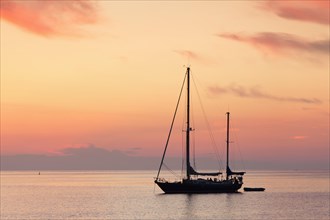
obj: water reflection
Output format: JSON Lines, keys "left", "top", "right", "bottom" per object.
{"left": 183, "top": 194, "right": 196, "bottom": 219}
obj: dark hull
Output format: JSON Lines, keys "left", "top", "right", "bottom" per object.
{"left": 155, "top": 180, "right": 242, "bottom": 194}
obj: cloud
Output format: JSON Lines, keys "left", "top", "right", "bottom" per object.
{"left": 60, "top": 145, "right": 114, "bottom": 157}
{"left": 291, "top": 135, "right": 308, "bottom": 140}
{"left": 125, "top": 147, "right": 143, "bottom": 155}
{"left": 173, "top": 49, "right": 214, "bottom": 64}
{"left": 1, "top": 146, "right": 328, "bottom": 170}
{"left": 0, "top": 0, "right": 100, "bottom": 37}
{"left": 174, "top": 50, "right": 201, "bottom": 60}
{"left": 218, "top": 32, "right": 329, "bottom": 57}
{"left": 209, "top": 84, "right": 322, "bottom": 104}
{"left": 261, "top": 0, "right": 329, "bottom": 25}
{"left": 1, "top": 146, "right": 159, "bottom": 170}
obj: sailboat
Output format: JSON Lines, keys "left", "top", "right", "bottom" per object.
{"left": 154, "top": 67, "right": 245, "bottom": 193}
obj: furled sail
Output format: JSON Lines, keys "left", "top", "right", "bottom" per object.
{"left": 189, "top": 166, "right": 222, "bottom": 176}
{"left": 226, "top": 166, "right": 245, "bottom": 176}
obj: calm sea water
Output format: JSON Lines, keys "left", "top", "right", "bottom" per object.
{"left": 1, "top": 170, "right": 329, "bottom": 219}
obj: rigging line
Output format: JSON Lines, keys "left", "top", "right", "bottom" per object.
{"left": 191, "top": 73, "right": 224, "bottom": 169}
{"left": 193, "top": 126, "right": 196, "bottom": 169}
{"left": 193, "top": 74, "right": 220, "bottom": 157}
{"left": 181, "top": 126, "right": 184, "bottom": 179}
{"left": 181, "top": 79, "right": 187, "bottom": 179}
{"left": 231, "top": 117, "right": 247, "bottom": 171}
{"left": 163, "top": 163, "right": 181, "bottom": 179}
{"left": 192, "top": 71, "right": 226, "bottom": 157}
{"left": 190, "top": 83, "right": 196, "bottom": 169}
{"left": 191, "top": 72, "right": 224, "bottom": 159}
{"left": 229, "top": 120, "right": 237, "bottom": 169}
{"left": 156, "top": 71, "right": 187, "bottom": 180}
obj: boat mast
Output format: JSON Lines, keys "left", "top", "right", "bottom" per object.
{"left": 186, "top": 67, "right": 191, "bottom": 180}
{"left": 226, "top": 112, "right": 230, "bottom": 180}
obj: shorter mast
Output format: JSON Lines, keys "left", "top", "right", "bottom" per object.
{"left": 226, "top": 112, "right": 230, "bottom": 180}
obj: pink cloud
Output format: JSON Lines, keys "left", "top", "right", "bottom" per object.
{"left": 0, "top": 0, "right": 100, "bottom": 37}
{"left": 261, "top": 0, "right": 329, "bottom": 25}
{"left": 173, "top": 49, "right": 215, "bottom": 65}
{"left": 218, "top": 32, "right": 329, "bottom": 56}
{"left": 174, "top": 50, "right": 201, "bottom": 61}
{"left": 209, "top": 84, "right": 322, "bottom": 104}
{"left": 291, "top": 136, "right": 308, "bottom": 140}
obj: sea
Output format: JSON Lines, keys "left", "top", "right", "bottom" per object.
{"left": 0, "top": 170, "right": 329, "bottom": 220}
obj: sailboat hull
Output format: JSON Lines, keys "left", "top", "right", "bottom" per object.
{"left": 155, "top": 179, "right": 242, "bottom": 194}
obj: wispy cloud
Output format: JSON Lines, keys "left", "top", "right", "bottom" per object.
{"left": 125, "top": 147, "right": 143, "bottom": 155}
{"left": 218, "top": 32, "right": 329, "bottom": 57}
{"left": 291, "top": 135, "right": 308, "bottom": 140}
{"left": 61, "top": 145, "right": 111, "bottom": 157}
{"left": 209, "top": 84, "right": 322, "bottom": 104}
{"left": 174, "top": 50, "right": 200, "bottom": 60}
{"left": 261, "top": 0, "right": 329, "bottom": 25}
{"left": 173, "top": 49, "right": 214, "bottom": 64}
{"left": 0, "top": 0, "right": 100, "bottom": 37}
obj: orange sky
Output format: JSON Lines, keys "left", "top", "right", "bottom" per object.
{"left": 0, "top": 1, "right": 329, "bottom": 165}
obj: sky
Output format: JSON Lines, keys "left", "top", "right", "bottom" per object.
{"left": 0, "top": 0, "right": 329, "bottom": 169}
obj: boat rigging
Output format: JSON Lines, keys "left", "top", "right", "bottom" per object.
{"left": 154, "top": 67, "right": 245, "bottom": 193}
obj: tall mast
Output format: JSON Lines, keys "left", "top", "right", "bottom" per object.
{"left": 186, "top": 67, "right": 191, "bottom": 180}
{"left": 226, "top": 112, "right": 230, "bottom": 180}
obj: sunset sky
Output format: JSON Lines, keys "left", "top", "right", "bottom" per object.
{"left": 1, "top": 1, "right": 329, "bottom": 168}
